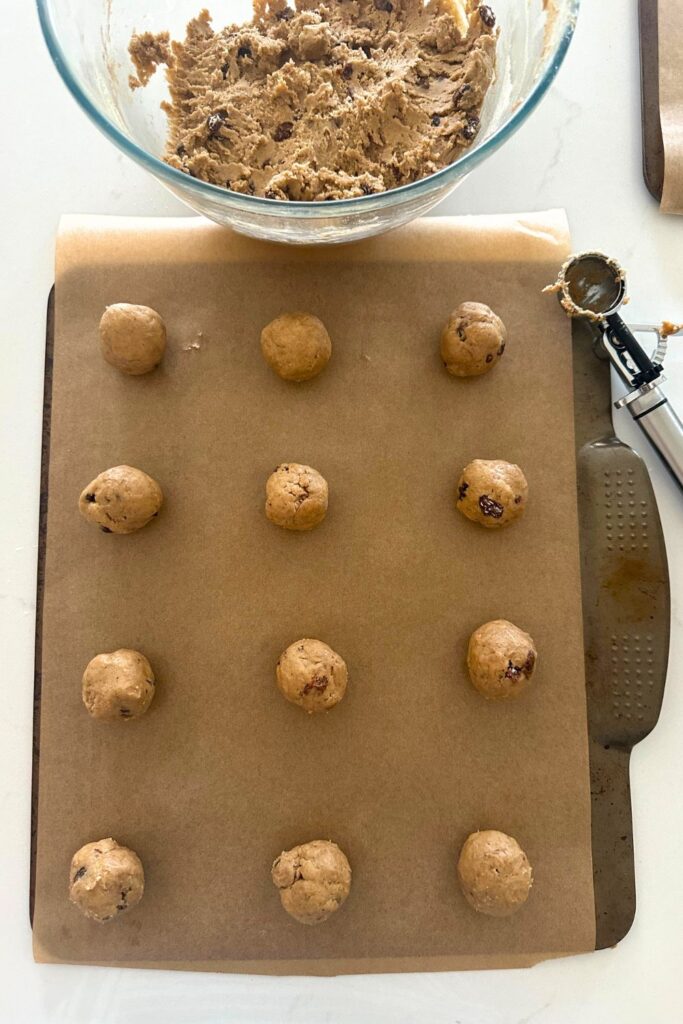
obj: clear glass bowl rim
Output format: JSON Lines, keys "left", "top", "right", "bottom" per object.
{"left": 37, "top": 0, "right": 581, "bottom": 217}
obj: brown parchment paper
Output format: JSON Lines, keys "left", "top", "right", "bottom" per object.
{"left": 33, "top": 211, "right": 595, "bottom": 975}
{"left": 660, "top": 0, "right": 683, "bottom": 213}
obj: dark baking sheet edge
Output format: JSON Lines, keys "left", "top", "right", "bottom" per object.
{"left": 30, "top": 286, "right": 54, "bottom": 926}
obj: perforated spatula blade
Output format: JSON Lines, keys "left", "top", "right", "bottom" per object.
{"left": 573, "top": 320, "right": 669, "bottom": 948}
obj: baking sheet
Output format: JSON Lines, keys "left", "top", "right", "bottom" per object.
{"left": 33, "top": 211, "right": 595, "bottom": 973}
{"left": 659, "top": 0, "right": 683, "bottom": 213}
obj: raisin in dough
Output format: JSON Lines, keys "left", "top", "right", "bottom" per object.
{"left": 457, "top": 830, "right": 533, "bottom": 917}
{"left": 79, "top": 465, "right": 163, "bottom": 534}
{"left": 456, "top": 459, "right": 527, "bottom": 528}
{"left": 265, "top": 463, "right": 328, "bottom": 531}
{"left": 276, "top": 638, "right": 348, "bottom": 713}
{"left": 271, "top": 839, "right": 351, "bottom": 924}
{"left": 99, "top": 303, "right": 167, "bottom": 375}
{"left": 441, "top": 302, "right": 506, "bottom": 377}
{"left": 467, "top": 619, "right": 537, "bottom": 701}
{"left": 82, "top": 649, "right": 156, "bottom": 720}
{"left": 69, "top": 838, "right": 144, "bottom": 922}
{"left": 261, "top": 312, "right": 332, "bottom": 382}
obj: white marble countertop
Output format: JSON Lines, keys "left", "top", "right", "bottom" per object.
{"left": 1, "top": 1, "right": 682, "bottom": 1021}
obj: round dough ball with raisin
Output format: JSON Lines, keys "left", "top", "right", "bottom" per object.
{"left": 261, "top": 312, "right": 332, "bottom": 382}
{"left": 265, "top": 463, "right": 328, "bottom": 531}
{"left": 467, "top": 619, "right": 537, "bottom": 700}
{"left": 441, "top": 302, "right": 506, "bottom": 377}
{"left": 82, "top": 648, "right": 155, "bottom": 721}
{"left": 276, "top": 638, "right": 348, "bottom": 713}
{"left": 69, "top": 838, "right": 144, "bottom": 922}
{"left": 99, "top": 303, "right": 167, "bottom": 375}
{"left": 457, "top": 830, "right": 533, "bottom": 917}
{"left": 456, "top": 459, "right": 528, "bottom": 528}
{"left": 271, "top": 839, "right": 351, "bottom": 924}
{"left": 79, "top": 465, "right": 163, "bottom": 534}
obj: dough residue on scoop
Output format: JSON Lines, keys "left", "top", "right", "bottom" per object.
{"left": 129, "top": 0, "right": 497, "bottom": 200}
{"left": 660, "top": 320, "right": 683, "bottom": 338}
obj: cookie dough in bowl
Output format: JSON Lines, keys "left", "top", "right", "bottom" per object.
{"left": 441, "top": 301, "right": 506, "bottom": 377}
{"left": 456, "top": 459, "right": 527, "bottom": 528}
{"left": 271, "top": 839, "right": 352, "bottom": 924}
{"left": 99, "top": 303, "right": 167, "bottom": 375}
{"left": 79, "top": 465, "right": 163, "bottom": 534}
{"left": 82, "top": 649, "right": 156, "bottom": 720}
{"left": 130, "top": 0, "right": 498, "bottom": 201}
{"left": 457, "top": 829, "right": 532, "bottom": 917}
{"left": 265, "top": 463, "right": 328, "bottom": 530}
{"left": 261, "top": 312, "right": 332, "bottom": 381}
{"left": 276, "top": 638, "right": 348, "bottom": 712}
{"left": 69, "top": 838, "right": 144, "bottom": 922}
{"left": 467, "top": 619, "right": 537, "bottom": 700}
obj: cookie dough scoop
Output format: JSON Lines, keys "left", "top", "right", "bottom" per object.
{"left": 456, "top": 459, "right": 528, "bottom": 528}
{"left": 82, "top": 648, "right": 155, "bottom": 720}
{"left": 79, "top": 465, "right": 163, "bottom": 534}
{"left": 441, "top": 302, "right": 507, "bottom": 377}
{"left": 276, "top": 638, "right": 348, "bottom": 713}
{"left": 271, "top": 839, "right": 351, "bottom": 924}
{"left": 69, "top": 837, "right": 144, "bottom": 922}
{"left": 467, "top": 620, "right": 537, "bottom": 700}
{"left": 265, "top": 463, "right": 328, "bottom": 531}
{"left": 457, "top": 830, "right": 532, "bottom": 917}
{"left": 261, "top": 312, "right": 332, "bottom": 382}
{"left": 99, "top": 303, "right": 167, "bottom": 375}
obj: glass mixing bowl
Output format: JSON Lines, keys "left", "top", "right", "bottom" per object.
{"left": 38, "top": 0, "right": 579, "bottom": 245}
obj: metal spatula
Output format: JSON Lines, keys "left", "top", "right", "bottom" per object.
{"left": 572, "top": 317, "right": 670, "bottom": 948}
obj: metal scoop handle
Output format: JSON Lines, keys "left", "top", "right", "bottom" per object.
{"left": 616, "top": 382, "right": 683, "bottom": 490}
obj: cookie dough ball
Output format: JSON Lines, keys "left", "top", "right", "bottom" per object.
{"left": 99, "top": 303, "right": 167, "bottom": 375}
{"left": 441, "top": 302, "right": 506, "bottom": 377}
{"left": 69, "top": 837, "right": 144, "bottom": 922}
{"left": 82, "top": 649, "right": 155, "bottom": 721}
{"left": 79, "top": 465, "right": 163, "bottom": 534}
{"left": 261, "top": 312, "right": 332, "bottom": 382}
{"left": 271, "top": 839, "right": 351, "bottom": 924}
{"left": 276, "top": 638, "right": 348, "bottom": 713}
{"left": 467, "top": 620, "right": 537, "bottom": 700}
{"left": 456, "top": 459, "right": 528, "bottom": 528}
{"left": 265, "top": 463, "right": 328, "bottom": 531}
{"left": 457, "top": 830, "right": 533, "bottom": 917}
